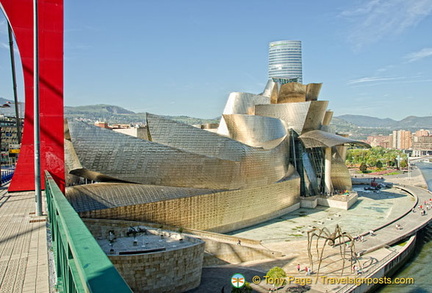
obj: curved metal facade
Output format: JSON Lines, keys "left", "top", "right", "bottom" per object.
{"left": 331, "top": 150, "right": 353, "bottom": 191}
{"left": 278, "top": 82, "right": 307, "bottom": 103}
{"left": 299, "top": 130, "right": 370, "bottom": 148}
{"left": 222, "top": 114, "right": 287, "bottom": 149}
{"left": 64, "top": 76, "right": 364, "bottom": 231}
{"left": 147, "top": 113, "right": 247, "bottom": 161}
{"left": 67, "top": 117, "right": 291, "bottom": 190}
{"left": 261, "top": 79, "right": 277, "bottom": 98}
{"left": 68, "top": 173, "right": 300, "bottom": 233}
{"left": 271, "top": 82, "right": 322, "bottom": 104}
{"left": 217, "top": 92, "right": 270, "bottom": 136}
{"left": 255, "top": 101, "right": 328, "bottom": 134}
{"left": 66, "top": 183, "right": 222, "bottom": 213}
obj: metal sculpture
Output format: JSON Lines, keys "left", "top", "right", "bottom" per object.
{"left": 307, "top": 225, "right": 356, "bottom": 278}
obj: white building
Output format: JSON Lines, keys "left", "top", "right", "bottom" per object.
{"left": 268, "top": 40, "right": 302, "bottom": 83}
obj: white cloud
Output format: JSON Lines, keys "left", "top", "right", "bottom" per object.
{"left": 405, "top": 48, "right": 432, "bottom": 62}
{"left": 0, "top": 19, "right": 7, "bottom": 35}
{"left": 341, "top": 0, "right": 432, "bottom": 50}
{"left": 347, "top": 76, "right": 404, "bottom": 85}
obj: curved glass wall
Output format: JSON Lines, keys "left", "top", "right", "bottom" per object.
{"left": 268, "top": 40, "right": 302, "bottom": 83}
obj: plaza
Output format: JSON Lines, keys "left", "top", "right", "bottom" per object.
{"left": 229, "top": 187, "right": 414, "bottom": 243}
{"left": 189, "top": 169, "right": 432, "bottom": 292}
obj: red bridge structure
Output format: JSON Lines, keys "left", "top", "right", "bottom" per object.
{"left": 0, "top": 0, "right": 64, "bottom": 192}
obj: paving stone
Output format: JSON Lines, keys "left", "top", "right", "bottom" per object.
{"left": 0, "top": 188, "right": 49, "bottom": 292}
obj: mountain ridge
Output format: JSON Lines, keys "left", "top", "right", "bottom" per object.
{"left": 337, "top": 114, "right": 432, "bottom": 129}
{"left": 3, "top": 102, "right": 431, "bottom": 140}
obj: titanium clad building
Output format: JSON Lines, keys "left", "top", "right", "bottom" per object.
{"left": 268, "top": 40, "right": 302, "bottom": 83}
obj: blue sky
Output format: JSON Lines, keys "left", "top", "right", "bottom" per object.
{"left": 0, "top": 0, "right": 432, "bottom": 120}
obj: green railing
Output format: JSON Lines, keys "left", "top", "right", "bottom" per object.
{"left": 45, "top": 171, "right": 132, "bottom": 293}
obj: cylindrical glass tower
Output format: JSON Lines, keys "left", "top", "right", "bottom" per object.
{"left": 268, "top": 40, "right": 302, "bottom": 83}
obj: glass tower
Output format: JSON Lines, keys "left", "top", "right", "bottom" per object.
{"left": 268, "top": 40, "right": 302, "bottom": 83}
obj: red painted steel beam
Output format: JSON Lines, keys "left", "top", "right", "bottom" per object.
{"left": 0, "top": 0, "right": 65, "bottom": 192}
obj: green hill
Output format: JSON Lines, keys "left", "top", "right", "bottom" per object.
{"left": 64, "top": 104, "right": 220, "bottom": 125}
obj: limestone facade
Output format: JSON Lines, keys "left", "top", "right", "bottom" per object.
{"left": 83, "top": 220, "right": 204, "bottom": 293}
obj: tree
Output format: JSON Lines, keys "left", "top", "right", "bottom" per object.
{"left": 375, "top": 160, "right": 383, "bottom": 169}
{"left": 265, "top": 266, "right": 287, "bottom": 290}
{"left": 346, "top": 147, "right": 407, "bottom": 170}
{"left": 266, "top": 266, "right": 287, "bottom": 279}
{"left": 367, "top": 156, "right": 377, "bottom": 167}
{"left": 400, "top": 159, "right": 408, "bottom": 168}
{"left": 359, "top": 162, "right": 368, "bottom": 173}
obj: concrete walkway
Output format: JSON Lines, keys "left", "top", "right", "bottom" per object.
{"left": 355, "top": 185, "right": 432, "bottom": 254}
{"left": 0, "top": 187, "right": 49, "bottom": 293}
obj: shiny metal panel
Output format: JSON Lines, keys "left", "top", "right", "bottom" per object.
{"left": 68, "top": 120, "right": 240, "bottom": 189}
{"left": 322, "top": 110, "right": 333, "bottom": 126}
{"left": 222, "top": 114, "right": 287, "bottom": 149}
{"left": 64, "top": 139, "right": 82, "bottom": 171}
{"left": 217, "top": 92, "right": 270, "bottom": 136}
{"left": 67, "top": 120, "right": 290, "bottom": 190}
{"left": 147, "top": 113, "right": 247, "bottom": 162}
{"left": 303, "top": 101, "right": 328, "bottom": 133}
{"left": 299, "top": 130, "right": 371, "bottom": 148}
{"left": 255, "top": 101, "right": 327, "bottom": 134}
{"left": 66, "top": 183, "right": 221, "bottom": 213}
{"left": 278, "top": 82, "right": 306, "bottom": 103}
{"left": 261, "top": 79, "right": 276, "bottom": 97}
{"left": 71, "top": 174, "right": 301, "bottom": 233}
{"left": 331, "top": 150, "right": 352, "bottom": 191}
{"left": 255, "top": 103, "right": 310, "bottom": 134}
{"left": 305, "top": 83, "right": 322, "bottom": 101}
{"left": 270, "top": 83, "right": 279, "bottom": 104}
{"left": 270, "top": 82, "right": 322, "bottom": 104}
{"left": 302, "top": 152, "right": 319, "bottom": 195}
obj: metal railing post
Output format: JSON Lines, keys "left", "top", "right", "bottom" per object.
{"left": 33, "top": 0, "right": 42, "bottom": 216}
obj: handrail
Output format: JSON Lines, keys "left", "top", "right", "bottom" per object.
{"left": 334, "top": 249, "right": 398, "bottom": 293}
{"left": 1, "top": 168, "right": 14, "bottom": 186}
{"left": 45, "top": 171, "right": 132, "bottom": 293}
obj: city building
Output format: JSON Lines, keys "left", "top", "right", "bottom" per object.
{"left": 391, "top": 130, "right": 412, "bottom": 150}
{"left": 112, "top": 125, "right": 149, "bottom": 140}
{"left": 412, "top": 135, "right": 432, "bottom": 156}
{"left": 94, "top": 121, "right": 110, "bottom": 129}
{"left": 366, "top": 135, "right": 391, "bottom": 148}
{"left": 0, "top": 116, "right": 22, "bottom": 165}
{"left": 415, "top": 129, "right": 430, "bottom": 137}
{"left": 268, "top": 40, "right": 302, "bottom": 83}
{"left": 365, "top": 130, "right": 432, "bottom": 156}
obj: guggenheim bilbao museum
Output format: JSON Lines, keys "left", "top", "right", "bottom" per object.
{"left": 65, "top": 79, "right": 367, "bottom": 233}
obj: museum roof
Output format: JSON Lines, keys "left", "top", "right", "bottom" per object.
{"left": 299, "top": 130, "right": 370, "bottom": 148}
{"left": 66, "top": 183, "right": 222, "bottom": 213}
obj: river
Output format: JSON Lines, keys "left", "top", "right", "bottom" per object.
{"left": 377, "top": 161, "right": 432, "bottom": 292}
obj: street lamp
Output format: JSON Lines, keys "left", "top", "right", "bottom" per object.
{"left": 34, "top": 0, "right": 42, "bottom": 216}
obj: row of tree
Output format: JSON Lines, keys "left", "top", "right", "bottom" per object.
{"left": 345, "top": 146, "right": 408, "bottom": 169}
